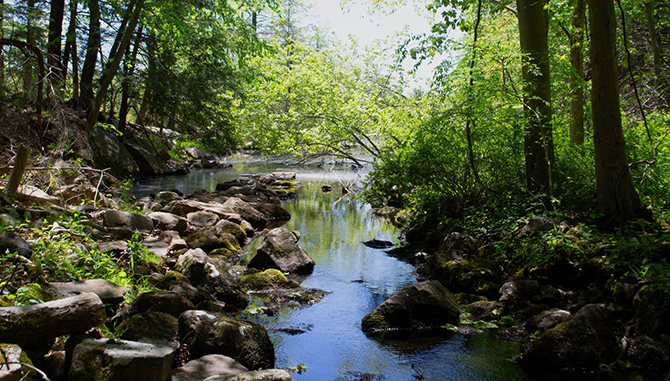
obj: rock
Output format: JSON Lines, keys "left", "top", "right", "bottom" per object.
{"left": 362, "top": 239, "right": 394, "bottom": 249}
{"left": 54, "top": 171, "right": 98, "bottom": 205}
{"left": 15, "top": 184, "right": 62, "bottom": 205}
{"left": 239, "top": 269, "right": 299, "bottom": 291}
{"left": 124, "top": 140, "right": 171, "bottom": 176}
{"left": 625, "top": 336, "right": 670, "bottom": 372}
{"left": 215, "top": 220, "right": 247, "bottom": 245}
{"left": 185, "top": 146, "right": 210, "bottom": 160}
{"left": 44, "top": 279, "right": 127, "bottom": 305}
{"left": 103, "top": 210, "right": 154, "bottom": 231}
{"left": 163, "top": 200, "right": 237, "bottom": 221}
{"left": 499, "top": 280, "right": 541, "bottom": 303}
{"left": 417, "top": 254, "right": 502, "bottom": 298}
{"left": 361, "top": 280, "right": 459, "bottom": 335}
{"left": 130, "top": 291, "right": 195, "bottom": 317}
{"left": 248, "top": 227, "right": 315, "bottom": 275}
{"left": 185, "top": 231, "right": 240, "bottom": 254}
{"left": 518, "top": 216, "right": 556, "bottom": 236}
{"left": 149, "top": 212, "right": 188, "bottom": 233}
{"left": 465, "top": 300, "right": 506, "bottom": 322}
{"left": 439, "top": 232, "right": 480, "bottom": 258}
{"left": 525, "top": 308, "right": 571, "bottom": 333}
{"left": 204, "top": 369, "right": 293, "bottom": 381}
{"left": 519, "top": 304, "right": 620, "bottom": 371}
{"left": 249, "top": 202, "right": 291, "bottom": 222}
{"left": 215, "top": 179, "right": 246, "bottom": 191}
{"left": 187, "top": 211, "right": 220, "bottom": 227}
{"left": 0, "top": 232, "right": 32, "bottom": 256}
{"left": 0, "top": 344, "right": 38, "bottom": 380}
{"left": 116, "top": 312, "right": 179, "bottom": 348}
{"left": 89, "top": 127, "right": 139, "bottom": 177}
{"left": 179, "top": 310, "right": 275, "bottom": 370}
{"left": 221, "top": 198, "right": 267, "bottom": 229}
{"left": 155, "top": 191, "right": 183, "bottom": 205}
{"left": 630, "top": 285, "right": 670, "bottom": 339}
{"left": 68, "top": 338, "right": 174, "bottom": 381}
{"left": 173, "top": 355, "right": 248, "bottom": 381}
{"left": 98, "top": 240, "right": 128, "bottom": 256}
{"left": 0, "top": 293, "right": 106, "bottom": 346}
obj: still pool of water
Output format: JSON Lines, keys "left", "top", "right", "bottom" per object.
{"left": 133, "top": 163, "right": 531, "bottom": 381}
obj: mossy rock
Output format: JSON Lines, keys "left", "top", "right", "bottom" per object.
{"left": 185, "top": 231, "right": 240, "bottom": 254}
{"left": 116, "top": 311, "right": 179, "bottom": 348}
{"left": 0, "top": 344, "right": 37, "bottom": 381}
{"left": 215, "top": 220, "right": 247, "bottom": 245}
{"left": 239, "top": 269, "right": 299, "bottom": 291}
{"left": 129, "top": 291, "right": 195, "bottom": 317}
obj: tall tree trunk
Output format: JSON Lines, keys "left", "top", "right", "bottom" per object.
{"left": 642, "top": 1, "right": 664, "bottom": 93}
{"left": 62, "top": 0, "right": 79, "bottom": 97}
{"left": 118, "top": 25, "right": 142, "bottom": 137}
{"left": 516, "top": 0, "right": 555, "bottom": 194}
{"left": 137, "top": 31, "right": 155, "bottom": 124}
{"left": 588, "top": 0, "right": 650, "bottom": 225}
{"left": 0, "top": 0, "right": 5, "bottom": 96}
{"left": 47, "top": 0, "right": 65, "bottom": 84}
{"left": 23, "top": 0, "right": 37, "bottom": 99}
{"left": 85, "top": 0, "right": 145, "bottom": 131}
{"left": 465, "top": 0, "right": 483, "bottom": 185}
{"left": 569, "top": 0, "right": 585, "bottom": 145}
{"left": 80, "top": 0, "right": 100, "bottom": 111}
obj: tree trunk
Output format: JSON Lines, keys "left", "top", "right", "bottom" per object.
{"left": 47, "top": 0, "right": 65, "bottom": 84}
{"left": 569, "top": 0, "right": 585, "bottom": 145}
{"left": 6, "top": 145, "right": 29, "bottom": 198}
{"left": 118, "top": 25, "right": 143, "bottom": 137}
{"left": 1, "top": 0, "right": 5, "bottom": 96}
{"left": 23, "top": 0, "right": 37, "bottom": 99}
{"left": 86, "top": 0, "right": 145, "bottom": 131}
{"left": 642, "top": 1, "right": 664, "bottom": 94}
{"left": 588, "top": 0, "right": 650, "bottom": 225}
{"left": 516, "top": 0, "right": 555, "bottom": 194}
{"left": 80, "top": 0, "right": 101, "bottom": 111}
{"left": 62, "top": 0, "right": 79, "bottom": 97}
{"left": 137, "top": 31, "right": 154, "bottom": 124}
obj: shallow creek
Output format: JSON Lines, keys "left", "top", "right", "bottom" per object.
{"left": 133, "top": 161, "right": 531, "bottom": 381}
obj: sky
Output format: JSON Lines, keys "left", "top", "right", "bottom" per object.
{"left": 305, "top": 0, "right": 457, "bottom": 89}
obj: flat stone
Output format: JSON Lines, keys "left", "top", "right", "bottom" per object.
{"left": 16, "top": 184, "right": 61, "bottom": 205}
{"left": 69, "top": 339, "right": 174, "bottom": 381}
{"left": 205, "top": 369, "right": 293, "bottom": 381}
{"left": 173, "top": 354, "right": 248, "bottom": 381}
{"left": 149, "top": 212, "right": 188, "bottom": 233}
{"left": 45, "top": 279, "right": 127, "bottom": 305}
{"left": 103, "top": 210, "right": 154, "bottom": 231}
{"left": 187, "top": 211, "right": 220, "bottom": 227}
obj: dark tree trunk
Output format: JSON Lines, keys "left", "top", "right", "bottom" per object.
{"left": 85, "top": 0, "right": 145, "bottom": 131}
{"left": 588, "top": 0, "right": 650, "bottom": 225}
{"left": 62, "top": 0, "right": 79, "bottom": 95}
{"left": 1, "top": 0, "right": 5, "bottom": 95}
{"left": 516, "top": 0, "right": 555, "bottom": 194}
{"left": 80, "top": 0, "right": 101, "bottom": 111}
{"left": 47, "top": 0, "right": 65, "bottom": 83}
{"left": 23, "top": 0, "right": 37, "bottom": 99}
{"left": 569, "top": 0, "right": 585, "bottom": 145}
{"left": 118, "top": 25, "right": 143, "bottom": 137}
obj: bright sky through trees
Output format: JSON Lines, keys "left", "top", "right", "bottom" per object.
{"left": 308, "top": 0, "right": 455, "bottom": 89}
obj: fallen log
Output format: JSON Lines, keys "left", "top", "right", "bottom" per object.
{"left": 0, "top": 292, "right": 106, "bottom": 346}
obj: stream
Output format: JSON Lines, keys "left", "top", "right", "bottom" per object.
{"left": 133, "top": 158, "right": 532, "bottom": 381}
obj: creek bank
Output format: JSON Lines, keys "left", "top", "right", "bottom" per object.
{"left": 0, "top": 170, "right": 322, "bottom": 380}
{"left": 370, "top": 210, "right": 670, "bottom": 378}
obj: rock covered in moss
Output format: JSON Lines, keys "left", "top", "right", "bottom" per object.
{"left": 116, "top": 311, "right": 179, "bottom": 348}
{"left": 0, "top": 344, "right": 38, "bottom": 381}
{"left": 129, "top": 291, "right": 195, "bottom": 317}
{"left": 185, "top": 231, "right": 240, "bottom": 254}
{"left": 361, "top": 280, "right": 459, "bottom": 335}
{"left": 68, "top": 338, "right": 174, "bottom": 381}
{"left": 417, "top": 253, "right": 502, "bottom": 298}
{"left": 221, "top": 197, "right": 268, "bottom": 229}
{"left": 519, "top": 304, "right": 619, "bottom": 371}
{"left": 178, "top": 310, "right": 275, "bottom": 370}
{"left": 215, "top": 220, "right": 248, "bottom": 245}
{"left": 205, "top": 369, "right": 293, "bottom": 381}
{"left": 239, "top": 269, "right": 299, "bottom": 291}
{"left": 248, "top": 228, "right": 315, "bottom": 275}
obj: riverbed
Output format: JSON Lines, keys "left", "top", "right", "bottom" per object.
{"left": 133, "top": 160, "right": 531, "bottom": 381}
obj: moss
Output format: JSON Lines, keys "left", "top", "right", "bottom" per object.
{"left": 239, "top": 269, "right": 297, "bottom": 291}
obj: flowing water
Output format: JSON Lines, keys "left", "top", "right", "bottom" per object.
{"left": 133, "top": 159, "right": 531, "bottom": 381}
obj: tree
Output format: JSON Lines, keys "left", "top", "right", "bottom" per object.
{"left": 516, "top": 0, "right": 554, "bottom": 194}
{"left": 79, "top": 0, "right": 100, "bottom": 110}
{"left": 569, "top": 0, "right": 585, "bottom": 145}
{"left": 47, "top": 0, "right": 65, "bottom": 83}
{"left": 588, "top": 0, "right": 650, "bottom": 224}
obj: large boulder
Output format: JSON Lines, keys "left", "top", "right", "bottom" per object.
{"left": 129, "top": 291, "right": 195, "bottom": 317}
{"left": 519, "top": 304, "right": 620, "bottom": 371}
{"left": 103, "top": 210, "right": 154, "bottom": 231}
{"left": 0, "top": 293, "right": 106, "bottom": 346}
{"left": 361, "top": 280, "right": 459, "bottom": 335}
{"left": 630, "top": 285, "right": 670, "bottom": 339}
{"left": 68, "top": 339, "right": 174, "bottom": 381}
{"left": 116, "top": 312, "right": 179, "bottom": 349}
{"left": 416, "top": 254, "right": 502, "bottom": 298}
{"left": 0, "top": 232, "right": 32, "bottom": 256}
{"left": 247, "top": 228, "right": 315, "bottom": 275}
{"left": 221, "top": 198, "right": 268, "bottom": 229}
{"left": 179, "top": 310, "right": 275, "bottom": 370}
{"left": 149, "top": 212, "right": 188, "bottom": 233}
{"left": 88, "top": 127, "right": 139, "bottom": 178}
{"left": 173, "top": 355, "right": 248, "bottom": 381}
{"left": 44, "top": 279, "right": 127, "bottom": 305}
{"left": 124, "top": 140, "right": 171, "bottom": 176}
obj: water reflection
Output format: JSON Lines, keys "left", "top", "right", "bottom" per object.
{"left": 132, "top": 163, "right": 531, "bottom": 381}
